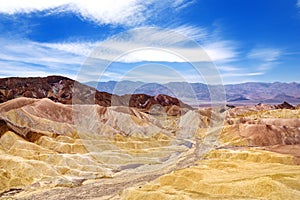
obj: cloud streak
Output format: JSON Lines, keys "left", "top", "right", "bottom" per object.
{"left": 247, "top": 47, "right": 281, "bottom": 71}
{"left": 248, "top": 48, "right": 281, "bottom": 62}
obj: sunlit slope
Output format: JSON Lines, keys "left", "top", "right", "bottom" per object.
{"left": 122, "top": 149, "right": 300, "bottom": 200}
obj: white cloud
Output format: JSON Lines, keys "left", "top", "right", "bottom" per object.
{"left": 248, "top": 48, "right": 281, "bottom": 62}
{"left": 247, "top": 47, "right": 281, "bottom": 72}
{"left": 82, "top": 27, "right": 239, "bottom": 63}
{"left": 173, "top": 0, "right": 196, "bottom": 11}
{"left": 297, "top": 0, "right": 300, "bottom": 8}
{"left": 0, "top": 62, "right": 77, "bottom": 79}
{"left": 117, "top": 49, "right": 186, "bottom": 62}
{"left": 222, "top": 72, "right": 264, "bottom": 77}
{"left": 203, "top": 41, "right": 238, "bottom": 63}
{"left": 217, "top": 65, "right": 241, "bottom": 72}
{"left": 42, "top": 42, "right": 98, "bottom": 57}
{"left": 0, "top": 39, "right": 84, "bottom": 66}
{"left": 0, "top": 0, "right": 192, "bottom": 26}
{"left": 171, "top": 25, "right": 208, "bottom": 41}
{"left": 0, "top": 0, "right": 144, "bottom": 26}
{"left": 0, "top": 36, "right": 280, "bottom": 84}
{"left": 23, "top": 27, "right": 239, "bottom": 64}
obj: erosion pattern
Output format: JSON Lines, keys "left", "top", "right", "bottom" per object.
{"left": 0, "top": 96, "right": 299, "bottom": 199}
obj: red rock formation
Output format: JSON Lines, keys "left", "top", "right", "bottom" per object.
{"left": 0, "top": 76, "right": 74, "bottom": 104}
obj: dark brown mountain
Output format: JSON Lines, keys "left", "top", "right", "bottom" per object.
{"left": 0, "top": 76, "right": 192, "bottom": 115}
{"left": 274, "top": 101, "right": 295, "bottom": 109}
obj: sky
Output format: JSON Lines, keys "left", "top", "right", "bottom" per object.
{"left": 0, "top": 0, "right": 300, "bottom": 84}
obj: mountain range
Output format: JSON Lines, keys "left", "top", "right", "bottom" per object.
{"left": 0, "top": 76, "right": 299, "bottom": 108}
{"left": 0, "top": 76, "right": 191, "bottom": 115}
{"left": 86, "top": 81, "right": 300, "bottom": 105}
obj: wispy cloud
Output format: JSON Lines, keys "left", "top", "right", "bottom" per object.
{"left": 171, "top": 25, "right": 208, "bottom": 41}
{"left": 216, "top": 47, "right": 282, "bottom": 83}
{"left": 77, "top": 27, "right": 239, "bottom": 63}
{"left": 0, "top": 0, "right": 193, "bottom": 26}
{"left": 222, "top": 72, "right": 264, "bottom": 77}
{"left": 0, "top": 61, "right": 77, "bottom": 79}
{"left": 248, "top": 48, "right": 281, "bottom": 62}
{"left": 0, "top": 25, "right": 241, "bottom": 82}
{"left": 39, "top": 27, "right": 239, "bottom": 63}
{"left": 0, "top": 0, "right": 145, "bottom": 26}
{"left": 0, "top": 38, "right": 84, "bottom": 78}
{"left": 0, "top": 39, "right": 84, "bottom": 65}
{"left": 297, "top": 0, "right": 300, "bottom": 8}
{"left": 173, "top": 0, "right": 196, "bottom": 11}
{"left": 42, "top": 42, "right": 98, "bottom": 57}
{"left": 203, "top": 41, "right": 239, "bottom": 63}
{"left": 247, "top": 47, "right": 281, "bottom": 71}
{"left": 0, "top": 28, "right": 282, "bottom": 84}
{"left": 217, "top": 65, "right": 241, "bottom": 72}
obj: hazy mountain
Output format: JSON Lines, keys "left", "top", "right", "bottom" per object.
{"left": 85, "top": 81, "right": 300, "bottom": 104}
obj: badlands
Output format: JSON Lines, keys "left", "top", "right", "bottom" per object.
{"left": 0, "top": 76, "right": 299, "bottom": 200}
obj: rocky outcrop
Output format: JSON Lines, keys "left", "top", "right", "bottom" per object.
{"left": 218, "top": 105, "right": 300, "bottom": 147}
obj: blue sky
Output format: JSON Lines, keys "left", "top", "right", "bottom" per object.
{"left": 0, "top": 0, "right": 299, "bottom": 84}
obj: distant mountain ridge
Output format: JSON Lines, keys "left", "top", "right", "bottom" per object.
{"left": 86, "top": 81, "right": 300, "bottom": 104}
